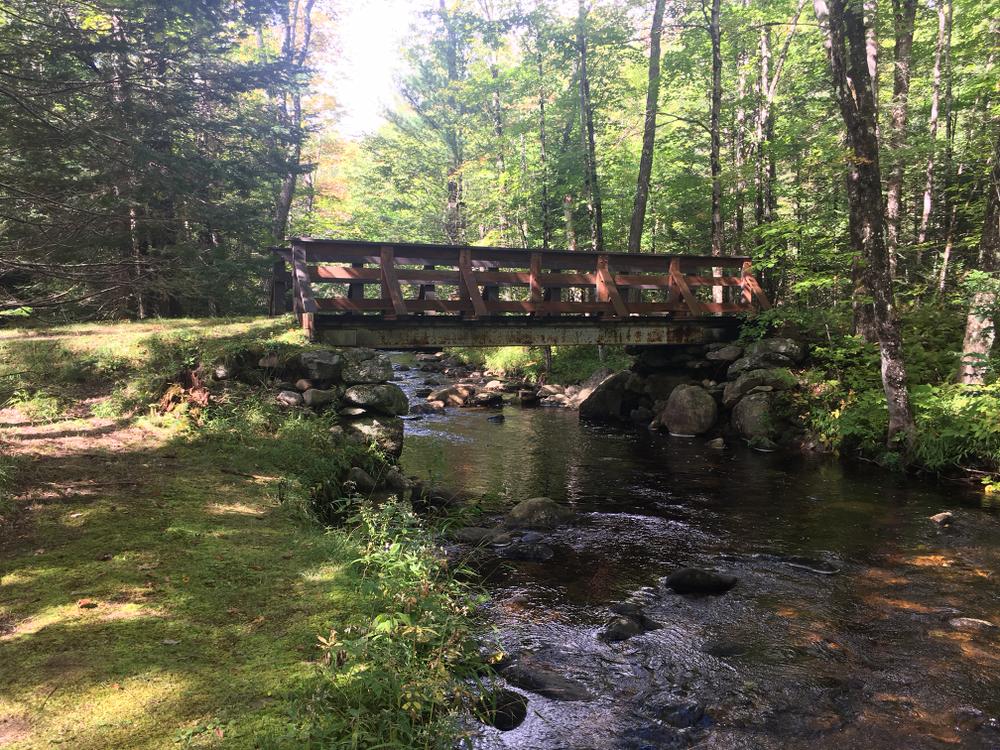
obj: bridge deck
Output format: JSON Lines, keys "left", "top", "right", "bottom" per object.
{"left": 270, "top": 238, "right": 769, "bottom": 347}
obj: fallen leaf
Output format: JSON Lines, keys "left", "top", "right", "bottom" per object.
{"left": 161, "top": 639, "right": 180, "bottom": 646}
{"left": 77, "top": 599, "right": 98, "bottom": 609}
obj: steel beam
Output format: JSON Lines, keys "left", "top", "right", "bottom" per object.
{"left": 314, "top": 317, "right": 739, "bottom": 348}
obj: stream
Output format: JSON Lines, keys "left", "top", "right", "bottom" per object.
{"left": 392, "top": 357, "right": 1000, "bottom": 750}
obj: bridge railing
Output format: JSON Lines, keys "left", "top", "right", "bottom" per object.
{"left": 271, "top": 238, "right": 770, "bottom": 337}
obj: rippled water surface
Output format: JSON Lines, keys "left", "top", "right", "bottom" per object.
{"left": 395, "top": 361, "right": 1000, "bottom": 750}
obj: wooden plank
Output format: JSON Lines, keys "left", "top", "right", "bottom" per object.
{"left": 741, "top": 261, "right": 772, "bottom": 309}
{"left": 595, "top": 255, "right": 628, "bottom": 319}
{"left": 417, "top": 264, "right": 437, "bottom": 301}
{"left": 291, "top": 244, "right": 318, "bottom": 314}
{"left": 669, "top": 258, "right": 705, "bottom": 316}
{"left": 380, "top": 245, "right": 408, "bottom": 319}
{"left": 269, "top": 259, "right": 289, "bottom": 316}
{"left": 529, "top": 253, "right": 544, "bottom": 318}
{"left": 316, "top": 298, "right": 391, "bottom": 312}
{"left": 459, "top": 247, "right": 488, "bottom": 318}
{"left": 684, "top": 275, "right": 744, "bottom": 287}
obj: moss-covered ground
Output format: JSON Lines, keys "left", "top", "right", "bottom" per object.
{"left": 0, "top": 318, "right": 478, "bottom": 749}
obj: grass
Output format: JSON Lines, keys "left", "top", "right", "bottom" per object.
{"left": 0, "top": 317, "right": 480, "bottom": 749}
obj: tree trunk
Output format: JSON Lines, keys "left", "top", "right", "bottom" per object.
{"left": 564, "top": 194, "right": 577, "bottom": 251}
{"left": 628, "top": 0, "right": 667, "bottom": 253}
{"left": 533, "top": 39, "right": 552, "bottom": 249}
{"left": 957, "top": 130, "right": 1000, "bottom": 384}
{"left": 440, "top": 0, "right": 465, "bottom": 245}
{"left": 916, "top": 0, "right": 948, "bottom": 258}
{"left": 815, "top": 0, "right": 916, "bottom": 448}
{"left": 884, "top": 0, "right": 917, "bottom": 279}
{"left": 577, "top": 0, "right": 603, "bottom": 252}
{"left": 271, "top": 0, "right": 317, "bottom": 244}
{"left": 708, "top": 0, "right": 724, "bottom": 302}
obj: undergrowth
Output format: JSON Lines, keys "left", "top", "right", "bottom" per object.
{"left": 447, "top": 344, "right": 631, "bottom": 383}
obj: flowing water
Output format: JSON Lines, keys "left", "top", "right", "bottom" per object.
{"left": 394, "top": 360, "right": 1000, "bottom": 750}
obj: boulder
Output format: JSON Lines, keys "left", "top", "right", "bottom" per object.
{"left": 470, "top": 391, "right": 503, "bottom": 408}
{"left": 258, "top": 352, "right": 281, "bottom": 369}
{"left": 732, "top": 391, "right": 775, "bottom": 440}
{"left": 579, "top": 371, "right": 631, "bottom": 422}
{"left": 599, "top": 603, "right": 661, "bottom": 643}
{"left": 276, "top": 390, "right": 303, "bottom": 408}
{"left": 722, "top": 368, "right": 794, "bottom": 408}
{"left": 504, "top": 497, "right": 573, "bottom": 529}
{"left": 294, "top": 378, "right": 314, "bottom": 392}
{"left": 428, "top": 384, "right": 477, "bottom": 407}
{"left": 341, "top": 415, "right": 405, "bottom": 458}
{"left": 656, "top": 384, "right": 717, "bottom": 436}
{"left": 451, "top": 526, "right": 509, "bottom": 544}
{"left": 538, "top": 384, "right": 565, "bottom": 396}
{"left": 498, "top": 542, "right": 555, "bottom": 562}
{"left": 345, "top": 466, "right": 377, "bottom": 494}
{"left": 476, "top": 688, "right": 528, "bottom": 732}
{"left": 341, "top": 355, "right": 393, "bottom": 385}
{"left": 484, "top": 379, "right": 505, "bottom": 391}
{"left": 727, "top": 351, "right": 794, "bottom": 378}
{"left": 748, "top": 337, "right": 805, "bottom": 363}
{"left": 499, "top": 657, "right": 592, "bottom": 701}
{"left": 343, "top": 383, "right": 409, "bottom": 416}
{"left": 299, "top": 350, "right": 343, "bottom": 382}
{"left": 379, "top": 467, "right": 410, "bottom": 494}
{"left": 302, "top": 387, "right": 339, "bottom": 410}
{"left": 338, "top": 406, "right": 367, "bottom": 417}
{"left": 705, "top": 344, "right": 743, "bottom": 362}
{"left": 409, "top": 402, "right": 443, "bottom": 415}
{"left": 665, "top": 567, "right": 737, "bottom": 595}
{"left": 519, "top": 389, "right": 541, "bottom": 406}
{"left": 414, "top": 387, "right": 433, "bottom": 398}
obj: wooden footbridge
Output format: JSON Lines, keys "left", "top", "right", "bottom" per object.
{"left": 270, "top": 238, "right": 770, "bottom": 347}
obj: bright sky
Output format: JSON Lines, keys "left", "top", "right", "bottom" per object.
{"left": 328, "top": 0, "right": 429, "bottom": 140}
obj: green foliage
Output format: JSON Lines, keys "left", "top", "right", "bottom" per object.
{"left": 447, "top": 345, "right": 631, "bottom": 384}
{"left": 281, "top": 501, "right": 484, "bottom": 750}
{"left": 911, "top": 384, "right": 1000, "bottom": 472}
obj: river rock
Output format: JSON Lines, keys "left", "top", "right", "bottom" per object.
{"left": 748, "top": 337, "right": 806, "bottom": 363}
{"left": 579, "top": 371, "right": 631, "bottom": 422}
{"left": 665, "top": 567, "right": 738, "bottom": 595}
{"left": 476, "top": 688, "right": 528, "bottom": 731}
{"left": 470, "top": 391, "right": 503, "bottom": 408}
{"left": 658, "top": 699, "right": 706, "bottom": 728}
{"left": 339, "top": 406, "right": 367, "bottom": 417}
{"left": 707, "top": 437, "right": 726, "bottom": 449}
{"left": 276, "top": 390, "right": 303, "bottom": 408}
{"left": 451, "top": 526, "right": 508, "bottom": 544}
{"left": 930, "top": 511, "right": 954, "bottom": 526}
{"left": 415, "top": 352, "right": 444, "bottom": 362}
{"left": 345, "top": 466, "right": 377, "bottom": 494}
{"left": 656, "top": 384, "right": 718, "bottom": 436}
{"left": 341, "top": 354, "right": 393, "bottom": 384}
{"left": 299, "top": 350, "right": 343, "bottom": 382}
{"left": 519, "top": 389, "right": 541, "bottom": 406}
{"left": 949, "top": 617, "right": 996, "bottom": 631}
{"left": 341, "top": 415, "right": 404, "bottom": 458}
{"left": 499, "top": 657, "right": 592, "bottom": 701}
{"left": 732, "top": 391, "right": 775, "bottom": 440}
{"left": 722, "top": 368, "right": 794, "bottom": 408}
{"left": 498, "top": 542, "right": 555, "bottom": 562}
{"left": 504, "top": 497, "right": 573, "bottom": 529}
{"left": 599, "top": 604, "right": 662, "bottom": 643}
{"left": 343, "top": 383, "right": 409, "bottom": 416}
{"left": 410, "top": 402, "right": 443, "bottom": 415}
{"left": 428, "top": 383, "right": 477, "bottom": 407}
{"left": 294, "top": 378, "right": 313, "bottom": 391}
{"left": 302, "top": 387, "right": 339, "bottom": 410}
{"left": 706, "top": 344, "right": 743, "bottom": 362}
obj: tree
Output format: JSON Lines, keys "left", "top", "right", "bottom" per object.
{"left": 706, "top": 0, "right": 724, "bottom": 302}
{"left": 576, "top": 0, "right": 604, "bottom": 252}
{"left": 628, "top": 0, "right": 667, "bottom": 253}
{"left": 957, "top": 128, "right": 1000, "bottom": 384}
{"left": 883, "top": 0, "right": 917, "bottom": 278}
{"left": 814, "top": 0, "right": 916, "bottom": 446}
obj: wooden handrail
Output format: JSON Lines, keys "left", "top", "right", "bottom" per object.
{"left": 271, "top": 239, "right": 771, "bottom": 336}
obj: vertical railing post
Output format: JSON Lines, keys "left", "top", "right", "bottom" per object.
{"left": 291, "top": 243, "right": 318, "bottom": 339}
{"left": 529, "top": 252, "right": 543, "bottom": 315}
{"left": 348, "top": 262, "right": 364, "bottom": 302}
{"left": 269, "top": 257, "right": 289, "bottom": 316}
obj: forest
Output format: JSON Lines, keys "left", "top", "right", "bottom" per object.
{"left": 2, "top": 0, "right": 998, "bottom": 461}
{"left": 1, "top": 0, "right": 999, "bottom": 748}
